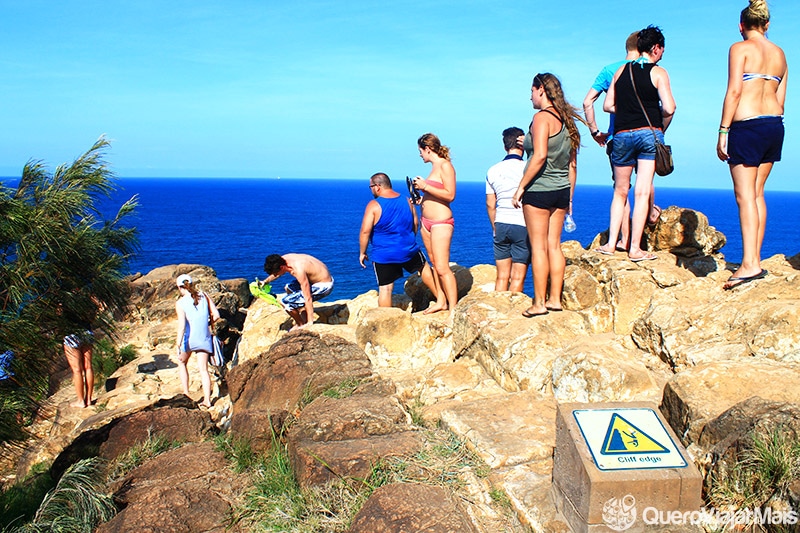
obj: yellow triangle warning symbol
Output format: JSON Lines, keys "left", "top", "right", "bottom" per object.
{"left": 601, "top": 413, "right": 669, "bottom": 454}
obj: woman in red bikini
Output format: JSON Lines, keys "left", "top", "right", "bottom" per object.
{"left": 412, "top": 133, "right": 458, "bottom": 316}
{"left": 717, "top": 0, "right": 787, "bottom": 290}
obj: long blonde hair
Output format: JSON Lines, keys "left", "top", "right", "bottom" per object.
{"left": 417, "top": 133, "right": 451, "bottom": 160}
{"left": 741, "top": 0, "right": 770, "bottom": 29}
{"left": 533, "top": 73, "right": 586, "bottom": 152}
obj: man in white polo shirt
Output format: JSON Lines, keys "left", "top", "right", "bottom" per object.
{"left": 485, "top": 127, "right": 530, "bottom": 292}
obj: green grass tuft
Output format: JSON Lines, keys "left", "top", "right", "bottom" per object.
{"left": 106, "top": 434, "right": 181, "bottom": 481}
{"left": 707, "top": 424, "right": 800, "bottom": 529}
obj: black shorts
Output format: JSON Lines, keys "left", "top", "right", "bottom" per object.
{"left": 373, "top": 250, "right": 426, "bottom": 286}
{"left": 728, "top": 116, "right": 784, "bottom": 166}
{"left": 521, "top": 187, "right": 570, "bottom": 210}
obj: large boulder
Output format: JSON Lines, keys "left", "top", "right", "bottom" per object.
{"left": 632, "top": 255, "right": 800, "bottom": 371}
{"left": 228, "top": 330, "right": 374, "bottom": 452}
{"left": 404, "top": 263, "right": 474, "bottom": 312}
{"left": 348, "top": 482, "right": 479, "bottom": 533}
{"left": 660, "top": 359, "right": 800, "bottom": 446}
{"left": 286, "top": 389, "right": 424, "bottom": 489}
{"left": 694, "top": 396, "right": 800, "bottom": 507}
{"left": 97, "top": 442, "right": 248, "bottom": 533}
{"left": 49, "top": 396, "right": 213, "bottom": 477}
{"left": 354, "top": 307, "right": 453, "bottom": 374}
{"left": 97, "top": 405, "right": 216, "bottom": 463}
{"left": 587, "top": 206, "right": 725, "bottom": 259}
{"left": 236, "top": 297, "right": 290, "bottom": 364}
{"left": 453, "top": 291, "right": 596, "bottom": 393}
{"left": 648, "top": 206, "right": 726, "bottom": 257}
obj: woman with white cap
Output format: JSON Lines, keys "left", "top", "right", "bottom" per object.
{"left": 175, "top": 274, "right": 219, "bottom": 408}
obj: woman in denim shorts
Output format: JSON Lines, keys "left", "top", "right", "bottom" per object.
{"left": 596, "top": 26, "right": 676, "bottom": 262}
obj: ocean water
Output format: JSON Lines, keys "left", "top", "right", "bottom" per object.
{"left": 109, "top": 178, "right": 800, "bottom": 300}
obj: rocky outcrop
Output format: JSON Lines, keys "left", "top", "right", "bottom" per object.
{"left": 9, "top": 207, "right": 800, "bottom": 533}
{"left": 697, "top": 397, "right": 800, "bottom": 486}
{"left": 227, "top": 330, "right": 374, "bottom": 452}
{"left": 97, "top": 442, "right": 248, "bottom": 533}
{"left": 348, "top": 482, "right": 479, "bottom": 533}
{"left": 287, "top": 389, "right": 425, "bottom": 489}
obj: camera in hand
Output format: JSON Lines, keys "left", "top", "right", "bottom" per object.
{"left": 406, "top": 176, "right": 421, "bottom": 203}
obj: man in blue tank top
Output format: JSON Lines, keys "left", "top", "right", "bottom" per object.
{"left": 359, "top": 173, "right": 437, "bottom": 307}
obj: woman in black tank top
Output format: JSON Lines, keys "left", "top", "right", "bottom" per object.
{"left": 595, "top": 26, "right": 676, "bottom": 263}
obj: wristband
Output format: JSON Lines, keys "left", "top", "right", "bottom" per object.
{"left": 718, "top": 129, "right": 729, "bottom": 134}
{"left": 591, "top": 130, "right": 601, "bottom": 137}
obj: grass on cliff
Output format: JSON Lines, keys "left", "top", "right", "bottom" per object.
{"left": 1, "top": 458, "right": 115, "bottom": 533}
{"left": 91, "top": 339, "right": 137, "bottom": 387}
{"left": 1, "top": 435, "right": 180, "bottom": 531}
{"left": 706, "top": 425, "right": 800, "bottom": 530}
{"left": 105, "top": 433, "right": 181, "bottom": 481}
{"left": 219, "top": 427, "right": 492, "bottom": 532}
{"left": 0, "top": 463, "right": 55, "bottom": 530}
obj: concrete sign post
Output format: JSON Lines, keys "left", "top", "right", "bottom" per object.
{"left": 552, "top": 402, "right": 702, "bottom": 532}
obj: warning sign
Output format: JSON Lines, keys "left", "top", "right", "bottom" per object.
{"left": 573, "top": 408, "right": 687, "bottom": 471}
{"left": 601, "top": 413, "right": 669, "bottom": 454}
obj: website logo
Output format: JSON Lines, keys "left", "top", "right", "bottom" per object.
{"left": 602, "top": 494, "right": 637, "bottom": 531}
{"left": 600, "top": 495, "right": 800, "bottom": 530}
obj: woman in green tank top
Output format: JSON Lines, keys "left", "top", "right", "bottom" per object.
{"left": 512, "top": 73, "right": 585, "bottom": 318}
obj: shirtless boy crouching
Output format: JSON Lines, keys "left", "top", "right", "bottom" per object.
{"left": 262, "top": 253, "right": 334, "bottom": 330}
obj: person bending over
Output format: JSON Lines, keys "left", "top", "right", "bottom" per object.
{"left": 263, "top": 253, "right": 333, "bottom": 330}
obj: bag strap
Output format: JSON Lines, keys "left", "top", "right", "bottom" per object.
{"left": 627, "top": 63, "right": 659, "bottom": 144}
{"left": 204, "top": 292, "right": 216, "bottom": 328}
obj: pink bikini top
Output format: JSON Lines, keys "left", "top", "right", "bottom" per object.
{"left": 424, "top": 179, "right": 445, "bottom": 190}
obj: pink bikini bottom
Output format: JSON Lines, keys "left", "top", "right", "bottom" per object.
{"left": 421, "top": 216, "right": 455, "bottom": 232}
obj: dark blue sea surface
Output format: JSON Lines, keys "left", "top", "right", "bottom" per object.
{"left": 109, "top": 178, "right": 800, "bottom": 300}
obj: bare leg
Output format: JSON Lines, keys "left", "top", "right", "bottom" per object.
{"left": 420, "top": 226, "right": 446, "bottom": 313}
{"left": 597, "top": 166, "right": 634, "bottom": 254}
{"left": 628, "top": 160, "right": 655, "bottom": 260}
{"left": 287, "top": 308, "right": 305, "bottom": 327}
{"left": 619, "top": 197, "right": 631, "bottom": 249}
{"left": 755, "top": 162, "right": 772, "bottom": 262}
{"left": 523, "top": 205, "right": 551, "bottom": 316}
{"left": 81, "top": 345, "right": 94, "bottom": 406}
{"left": 178, "top": 350, "right": 191, "bottom": 397}
{"left": 726, "top": 163, "right": 770, "bottom": 286}
{"left": 509, "top": 262, "right": 528, "bottom": 293}
{"left": 417, "top": 262, "right": 439, "bottom": 300}
{"left": 546, "top": 208, "right": 567, "bottom": 310}
{"left": 196, "top": 351, "right": 212, "bottom": 407}
{"left": 377, "top": 283, "right": 394, "bottom": 307}
{"left": 65, "top": 344, "right": 87, "bottom": 408}
{"left": 647, "top": 187, "right": 660, "bottom": 226}
{"left": 495, "top": 258, "right": 512, "bottom": 291}
{"left": 429, "top": 224, "right": 458, "bottom": 317}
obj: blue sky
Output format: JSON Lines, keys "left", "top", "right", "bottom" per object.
{"left": 1, "top": 1, "right": 798, "bottom": 190}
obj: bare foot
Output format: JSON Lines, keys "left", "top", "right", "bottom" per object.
{"left": 423, "top": 304, "right": 448, "bottom": 315}
{"left": 69, "top": 401, "right": 86, "bottom": 408}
